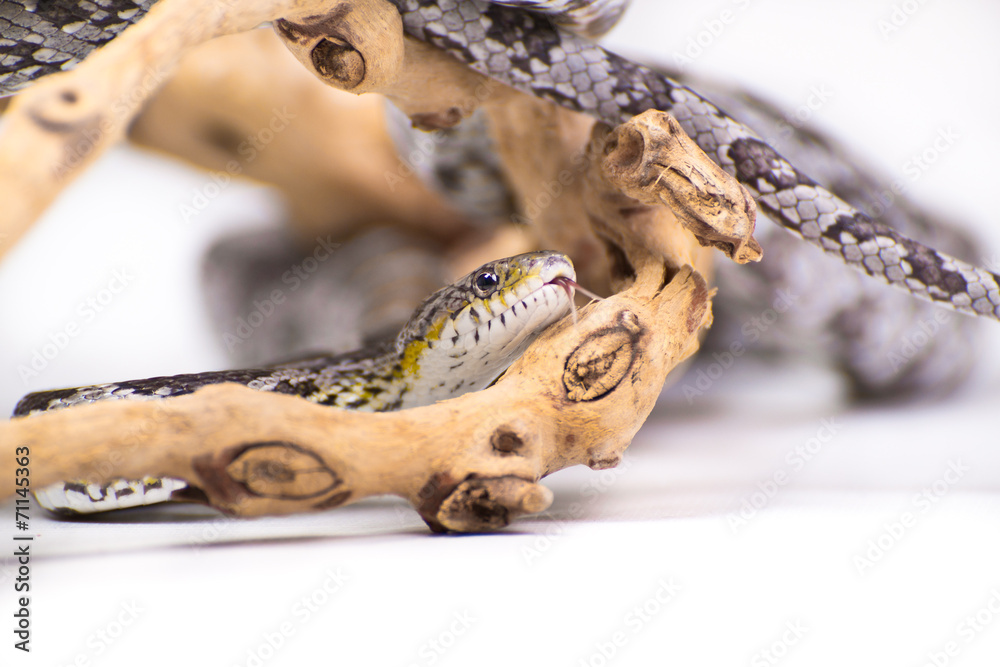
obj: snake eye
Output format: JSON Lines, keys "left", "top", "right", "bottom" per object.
{"left": 473, "top": 270, "right": 500, "bottom": 297}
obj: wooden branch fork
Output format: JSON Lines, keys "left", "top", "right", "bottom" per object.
{"left": 0, "top": 0, "right": 759, "bottom": 531}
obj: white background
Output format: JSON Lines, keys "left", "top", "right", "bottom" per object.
{"left": 3, "top": 1, "right": 1000, "bottom": 665}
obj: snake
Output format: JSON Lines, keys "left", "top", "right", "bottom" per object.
{"left": 16, "top": 251, "right": 577, "bottom": 512}
{"left": 3, "top": 1, "right": 998, "bottom": 506}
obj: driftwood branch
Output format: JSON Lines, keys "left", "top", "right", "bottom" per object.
{"left": 599, "top": 111, "right": 762, "bottom": 264}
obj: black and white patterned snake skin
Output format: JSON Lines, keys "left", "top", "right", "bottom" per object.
{"left": 669, "top": 72, "right": 981, "bottom": 399}
{"left": 2, "top": 0, "right": 999, "bottom": 324}
{"left": 0, "top": 0, "right": 155, "bottom": 93}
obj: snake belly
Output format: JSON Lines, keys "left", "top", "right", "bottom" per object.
{"left": 17, "top": 251, "right": 576, "bottom": 514}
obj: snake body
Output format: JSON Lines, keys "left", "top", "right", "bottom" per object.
{"left": 19, "top": 251, "right": 576, "bottom": 512}
{"left": 673, "top": 72, "right": 980, "bottom": 398}
{"left": 0, "top": 0, "right": 156, "bottom": 93}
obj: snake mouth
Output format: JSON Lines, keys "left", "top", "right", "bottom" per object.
{"left": 548, "top": 275, "right": 577, "bottom": 301}
{"left": 545, "top": 276, "right": 604, "bottom": 327}
{"left": 548, "top": 276, "right": 603, "bottom": 303}
{"left": 508, "top": 273, "right": 576, "bottom": 319}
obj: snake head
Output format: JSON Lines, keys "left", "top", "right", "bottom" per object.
{"left": 394, "top": 251, "right": 577, "bottom": 405}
